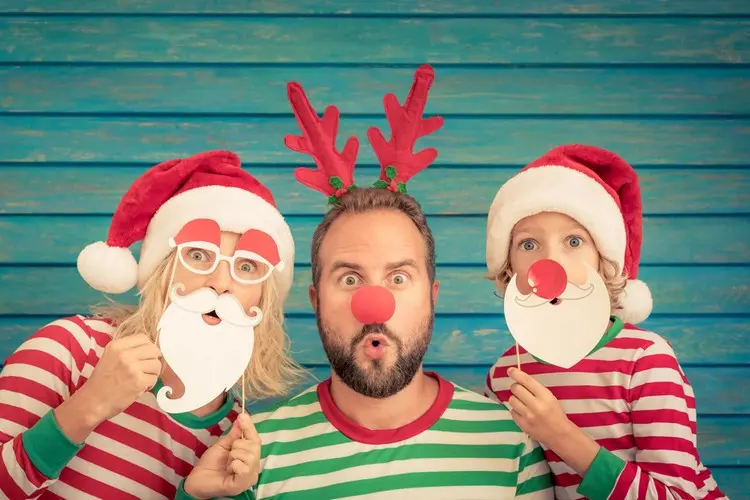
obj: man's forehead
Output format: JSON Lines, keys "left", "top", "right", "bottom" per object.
{"left": 320, "top": 210, "right": 426, "bottom": 266}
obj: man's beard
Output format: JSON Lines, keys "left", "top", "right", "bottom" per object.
{"left": 317, "top": 302, "right": 434, "bottom": 399}
{"left": 156, "top": 284, "right": 261, "bottom": 414}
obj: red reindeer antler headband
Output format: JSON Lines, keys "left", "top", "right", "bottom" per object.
{"left": 284, "top": 65, "right": 444, "bottom": 204}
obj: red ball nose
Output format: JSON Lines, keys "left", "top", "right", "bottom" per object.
{"left": 527, "top": 259, "right": 568, "bottom": 299}
{"left": 351, "top": 286, "right": 396, "bottom": 324}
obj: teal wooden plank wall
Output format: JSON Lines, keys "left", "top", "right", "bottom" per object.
{"left": 0, "top": 0, "right": 748, "bottom": 495}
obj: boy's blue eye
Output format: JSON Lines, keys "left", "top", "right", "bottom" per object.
{"left": 522, "top": 240, "right": 536, "bottom": 251}
{"left": 569, "top": 236, "right": 583, "bottom": 248}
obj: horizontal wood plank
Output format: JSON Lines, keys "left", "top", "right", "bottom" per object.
{"left": 3, "top": 66, "right": 750, "bottom": 115}
{"left": 3, "top": 0, "right": 750, "bottom": 15}
{"left": 2, "top": 166, "right": 750, "bottom": 216}
{"left": 1, "top": 215, "right": 748, "bottom": 265}
{"left": 3, "top": 315, "right": 750, "bottom": 366}
{"left": 711, "top": 469, "right": 749, "bottom": 499}
{"left": 0, "top": 265, "right": 747, "bottom": 316}
{"left": 3, "top": 117, "right": 750, "bottom": 166}
{"left": 1, "top": 17, "right": 748, "bottom": 64}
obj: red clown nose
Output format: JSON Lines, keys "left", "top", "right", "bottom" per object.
{"left": 527, "top": 259, "right": 568, "bottom": 299}
{"left": 351, "top": 286, "right": 396, "bottom": 324}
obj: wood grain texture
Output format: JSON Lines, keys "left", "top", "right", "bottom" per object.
{"left": 2, "top": 167, "right": 749, "bottom": 215}
{"left": 3, "top": 117, "right": 750, "bottom": 166}
{"left": 0, "top": 265, "right": 747, "bottom": 316}
{"left": 2, "top": 0, "right": 750, "bottom": 15}
{"left": 3, "top": 66, "right": 750, "bottom": 115}
{"left": 2, "top": 315, "right": 749, "bottom": 366}
{"left": 0, "top": 2, "right": 748, "bottom": 495}
{"left": 1, "top": 215, "right": 748, "bottom": 265}
{"left": 1, "top": 17, "right": 748, "bottom": 64}
{"left": 711, "top": 468, "right": 750, "bottom": 495}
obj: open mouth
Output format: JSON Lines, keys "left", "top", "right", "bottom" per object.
{"left": 202, "top": 310, "right": 222, "bottom": 325}
{"left": 364, "top": 334, "right": 389, "bottom": 348}
{"left": 362, "top": 334, "right": 389, "bottom": 359}
{"left": 549, "top": 298, "right": 563, "bottom": 306}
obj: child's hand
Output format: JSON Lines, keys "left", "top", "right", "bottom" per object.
{"left": 507, "top": 367, "right": 572, "bottom": 446}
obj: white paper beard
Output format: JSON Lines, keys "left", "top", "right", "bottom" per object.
{"left": 504, "top": 265, "right": 611, "bottom": 369}
{"left": 156, "top": 284, "right": 262, "bottom": 414}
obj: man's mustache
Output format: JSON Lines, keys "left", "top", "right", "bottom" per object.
{"left": 168, "top": 284, "right": 262, "bottom": 327}
{"left": 350, "top": 323, "right": 402, "bottom": 349}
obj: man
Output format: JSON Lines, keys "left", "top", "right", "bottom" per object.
{"left": 0, "top": 150, "right": 301, "bottom": 499}
{"left": 181, "top": 65, "right": 554, "bottom": 499}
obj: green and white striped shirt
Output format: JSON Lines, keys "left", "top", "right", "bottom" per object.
{"left": 250, "top": 373, "right": 554, "bottom": 499}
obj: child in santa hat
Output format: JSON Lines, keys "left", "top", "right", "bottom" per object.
{"left": 0, "top": 150, "right": 302, "bottom": 499}
{"left": 484, "top": 145, "right": 726, "bottom": 500}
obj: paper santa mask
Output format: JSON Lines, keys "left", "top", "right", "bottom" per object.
{"left": 155, "top": 218, "right": 279, "bottom": 414}
{"left": 503, "top": 259, "right": 611, "bottom": 369}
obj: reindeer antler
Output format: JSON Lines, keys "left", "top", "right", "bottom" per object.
{"left": 284, "top": 82, "right": 360, "bottom": 204}
{"left": 368, "top": 65, "right": 444, "bottom": 193}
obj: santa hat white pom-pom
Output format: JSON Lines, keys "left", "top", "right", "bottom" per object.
{"left": 616, "top": 279, "right": 653, "bottom": 325}
{"left": 76, "top": 241, "right": 138, "bottom": 294}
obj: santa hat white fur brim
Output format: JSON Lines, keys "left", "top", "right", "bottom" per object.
{"left": 486, "top": 165, "right": 652, "bottom": 323}
{"left": 77, "top": 185, "right": 295, "bottom": 300}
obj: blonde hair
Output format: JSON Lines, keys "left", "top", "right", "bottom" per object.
{"left": 92, "top": 251, "right": 306, "bottom": 403}
{"left": 486, "top": 253, "right": 628, "bottom": 313}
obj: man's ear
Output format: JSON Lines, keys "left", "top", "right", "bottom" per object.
{"left": 308, "top": 284, "right": 318, "bottom": 311}
{"left": 431, "top": 280, "right": 440, "bottom": 303}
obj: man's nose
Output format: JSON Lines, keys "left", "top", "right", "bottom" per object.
{"left": 351, "top": 286, "right": 396, "bottom": 324}
{"left": 527, "top": 258, "right": 568, "bottom": 299}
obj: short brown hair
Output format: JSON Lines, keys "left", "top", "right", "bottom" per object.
{"left": 311, "top": 187, "right": 436, "bottom": 287}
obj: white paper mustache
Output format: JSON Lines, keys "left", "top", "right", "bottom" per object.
{"left": 514, "top": 279, "right": 594, "bottom": 308}
{"left": 169, "top": 284, "right": 263, "bottom": 327}
{"left": 503, "top": 264, "right": 612, "bottom": 369}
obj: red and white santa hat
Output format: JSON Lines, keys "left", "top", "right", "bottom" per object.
{"left": 76, "top": 150, "right": 295, "bottom": 299}
{"left": 486, "top": 144, "right": 652, "bottom": 324}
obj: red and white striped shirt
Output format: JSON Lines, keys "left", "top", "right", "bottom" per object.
{"left": 485, "top": 319, "right": 726, "bottom": 500}
{"left": 0, "top": 315, "right": 242, "bottom": 499}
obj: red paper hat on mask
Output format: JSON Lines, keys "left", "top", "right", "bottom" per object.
{"left": 486, "top": 144, "right": 652, "bottom": 324}
{"left": 76, "top": 150, "right": 295, "bottom": 298}
{"left": 283, "top": 64, "right": 444, "bottom": 204}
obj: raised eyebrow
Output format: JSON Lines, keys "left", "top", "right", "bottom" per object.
{"left": 328, "top": 261, "right": 363, "bottom": 275}
{"left": 511, "top": 231, "right": 535, "bottom": 242}
{"left": 566, "top": 225, "right": 588, "bottom": 234}
{"left": 386, "top": 259, "right": 419, "bottom": 271}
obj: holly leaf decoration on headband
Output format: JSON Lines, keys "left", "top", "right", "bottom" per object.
{"left": 368, "top": 64, "right": 445, "bottom": 193}
{"left": 372, "top": 166, "right": 407, "bottom": 193}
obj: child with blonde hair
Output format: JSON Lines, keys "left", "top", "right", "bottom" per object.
{"left": 484, "top": 144, "right": 726, "bottom": 499}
